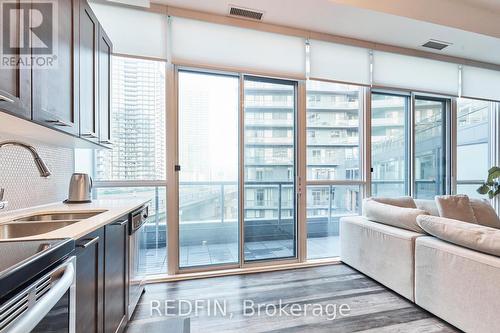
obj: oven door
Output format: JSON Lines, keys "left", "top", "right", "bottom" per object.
{"left": 2, "top": 257, "right": 76, "bottom": 333}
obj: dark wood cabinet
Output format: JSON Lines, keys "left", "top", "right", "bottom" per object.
{"left": 75, "top": 227, "right": 105, "bottom": 333}
{"left": 32, "top": 0, "right": 79, "bottom": 135}
{"left": 104, "top": 217, "right": 128, "bottom": 333}
{"left": 0, "top": 0, "right": 31, "bottom": 119}
{"left": 79, "top": 0, "right": 100, "bottom": 142}
{"left": 75, "top": 215, "right": 129, "bottom": 333}
{"left": 0, "top": 0, "right": 112, "bottom": 147}
{"left": 98, "top": 27, "right": 113, "bottom": 145}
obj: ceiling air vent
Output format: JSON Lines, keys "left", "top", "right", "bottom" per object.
{"left": 228, "top": 6, "right": 264, "bottom": 21}
{"left": 422, "top": 39, "right": 452, "bottom": 51}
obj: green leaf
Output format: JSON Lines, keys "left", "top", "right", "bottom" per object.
{"left": 488, "top": 190, "right": 496, "bottom": 199}
{"left": 477, "top": 184, "right": 490, "bottom": 195}
{"left": 487, "top": 166, "right": 500, "bottom": 183}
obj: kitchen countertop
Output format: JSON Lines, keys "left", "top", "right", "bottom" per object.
{"left": 0, "top": 199, "right": 150, "bottom": 240}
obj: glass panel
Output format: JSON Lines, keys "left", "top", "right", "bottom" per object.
{"left": 414, "top": 98, "right": 447, "bottom": 199}
{"left": 244, "top": 77, "right": 296, "bottom": 262}
{"left": 94, "top": 187, "right": 167, "bottom": 275}
{"left": 178, "top": 71, "right": 239, "bottom": 268}
{"left": 456, "top": 98, "right": 492, "bottom": 194}
{"left": 306, "top": 185, "right": 360, "bottom": 259}
{"left": 457, "top": 184, "right": 485, "bottom": 198}
{"left": 95, "top": 56, "right": 166, "bottom": 181}
{"left": 371, "top": 93, "right": 409, "bottom": 197}
{"left": 306, "top": 80, "right": 361, "bottom": 181}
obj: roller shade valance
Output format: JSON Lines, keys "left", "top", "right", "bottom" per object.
{"left": 373, "top": 51, "right": 459, "bottom": 95}
{"left": 462, "top": 66, "right": 500, "bottom": 101}
{"left": 170, "top": 17, "right": 306, "bottom": 79}
{"left": 309, "top": 39, "right": 371, "bottom": 85}
{"left": 89, "top": 1, "right": 168, "bottom": 60}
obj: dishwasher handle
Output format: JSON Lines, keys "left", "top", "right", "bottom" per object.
{"left": 6, "top": 259, "right": 75, "bottom": 333}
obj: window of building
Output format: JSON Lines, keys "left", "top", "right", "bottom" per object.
{"left": 456, "top": 98, "right": 495, "bottom": 197}
{"left": 93, "top": 56, "right": 167, "bottom": 275}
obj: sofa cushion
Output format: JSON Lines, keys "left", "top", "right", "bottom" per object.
{"left": 435, "top": 195, "right": 477, "bottom": 223}
{"left": 470, "top": 198, "right": 500, "bottom": 229}
{"left": 414, "top": 199, "right": 439, "bottom": 216}
{"left": 417, "top": 215, "right": 500, "bottom": 257}
{"left": 371, "top": 196, "right": 416, "bottom": 208}
{"left": 363, "top": 198, "right": 427, "bottom": 233}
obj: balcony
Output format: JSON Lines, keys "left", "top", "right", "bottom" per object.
{"left": 136, "top": 182, "right": 358, "bottom": 274}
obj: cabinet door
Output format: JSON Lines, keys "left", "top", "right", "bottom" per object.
{"left": 0, "top": 0, "right": 31, "bottom": 119}
{"left": 104, "top": 217, "right": 128, "bottom": 333}
{"left": 32, "top": 0, "right": 79, "bottom": 134}
{"left": 79, "top": 0, "right": 99, "bottom": 142}
{"left": 76, "top": 228, "right": 104, "bottom": 333}
{"left": 98, "top": 27, "right": 113, "bottom": 145}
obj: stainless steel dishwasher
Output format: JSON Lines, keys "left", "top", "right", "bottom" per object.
{"left": 128, "top": 205, "right": 148, "bottom": 318}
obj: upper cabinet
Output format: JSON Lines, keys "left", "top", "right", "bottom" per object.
{"left": 0, "top": 0, "right": 31, "bottom": 119}
{"left": 0, "top": 0, "right": 112, "bottom": 148}
{"left": 79, "top": 0, "right": 100, "bottom": 143}
{"left": 32, "top": 0, "right": 80, "bottom": 135}
{"left": 98, "top": 28, "right": 113, "bottom": 146}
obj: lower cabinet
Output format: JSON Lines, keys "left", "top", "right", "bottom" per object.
{"left": 104, "top": 217, "right": 128, "bottom": 333}
{"left": 75, "top": 215, "right": 129, "bottom": 333}
{"left": 75, "top": 228, "right": 104, "bottom": 333}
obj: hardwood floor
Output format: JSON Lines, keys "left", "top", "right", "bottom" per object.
{"left": 126, "top": 264, "right": 459, "bottom": 333}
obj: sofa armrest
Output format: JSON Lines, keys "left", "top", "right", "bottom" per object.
{"left": 340, "top": 216, "right": 424, "bottom": 301}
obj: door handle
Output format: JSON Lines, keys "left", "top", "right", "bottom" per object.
{"left": 77, "top": 236, "right": 99, "bottom": 248}
{"left": 46, "top": 119, "right": 74, "bottom": 127}
{"left": 0, "top": 94, "right": 15, "bottom": 103}
{"left": 112, "top": 219, "right": 127, "bottom": 226}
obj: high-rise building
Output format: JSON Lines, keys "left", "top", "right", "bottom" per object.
{"left": 96, "top": 56, "right": 166, "bottom": 181}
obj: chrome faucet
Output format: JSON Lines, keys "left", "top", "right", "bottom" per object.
{"left": 0, "top": 140, "right": 52, "bottom": 210}
{"left": 0, "top": 188, "right": 6, "bottom": 210}
{"left": 0, "top": 141, "right": 51, "bottom": 177}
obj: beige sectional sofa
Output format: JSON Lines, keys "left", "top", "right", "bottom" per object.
{"left": 340, "top": 197, "right": 500, "bottom": 333}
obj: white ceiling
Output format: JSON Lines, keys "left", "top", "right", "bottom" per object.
{"left": 153, "top": 0, "right": 500, "bottom": 65}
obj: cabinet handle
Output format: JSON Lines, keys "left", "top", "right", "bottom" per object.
{"left": 77, "top": 236, "right": 99, "bottom": 248}
{"left": 46, "top": 119, "right": 74, "bottom": 127}
{"left": 0, "top": 94, "right": 15, "bottom": 104}
{"left": 81, "top": 133, "right": 98, "bottom": 139}
{"left": 99, "top": 140, "right": 113, "bottom": 145}
{"left": 112, "top": 220, "right": 127, "bottom": 226}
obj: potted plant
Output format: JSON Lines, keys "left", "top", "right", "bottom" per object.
{"left": 477, "top": 166, "right": 500, "bottom": 199}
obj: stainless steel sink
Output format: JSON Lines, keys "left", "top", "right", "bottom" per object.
{"left": 0, "top": 210, "right": 107, "bottom": 239}
{"left": 0, "top": 221, "right": 79, "bottom": 239}
{"left": 13, "top": 211, "right": 106, "bottom": 222}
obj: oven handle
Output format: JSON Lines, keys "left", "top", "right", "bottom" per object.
{"left": 7, "top": 260, "right": 75, "bottom": 333}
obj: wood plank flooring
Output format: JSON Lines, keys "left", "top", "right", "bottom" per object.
{"left": 126, "top": 264, "right": 459, "bottom": 333}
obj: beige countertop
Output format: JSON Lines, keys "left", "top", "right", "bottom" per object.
{"left": 0, "top": 199, "right": 150, "bottom": 240}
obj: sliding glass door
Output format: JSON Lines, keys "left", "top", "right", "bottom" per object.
{"left": 178, "top": 70, "right": 240, "bottom": 268}
{"left": 371, "top": 93, "right": 410, "bottom": 197}
{"left": 414, "top": 97, "right": 447, "bottom": 199}
{"left": 243, "top": 76, "right": 297, "bottom": 262}
{"left": 371, "top": 93, "right": 448, "bottom": 198}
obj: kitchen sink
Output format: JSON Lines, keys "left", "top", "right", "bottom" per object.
{"left": 13, "top": 211, "right": 106, "bottom": 222}
{"left": 0, "top": 210, "right": 107, "bottom": 239}
{"left": 0, "top": 221, "right": 79, "bottom": 239}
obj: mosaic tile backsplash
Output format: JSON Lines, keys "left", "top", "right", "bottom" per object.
{"left": 0, "top": 133, "right": 74, "bottom": 212}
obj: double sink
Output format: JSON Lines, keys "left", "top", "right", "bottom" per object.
{"left": 0, "top": 211, "right": 106, "bottom": 239}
